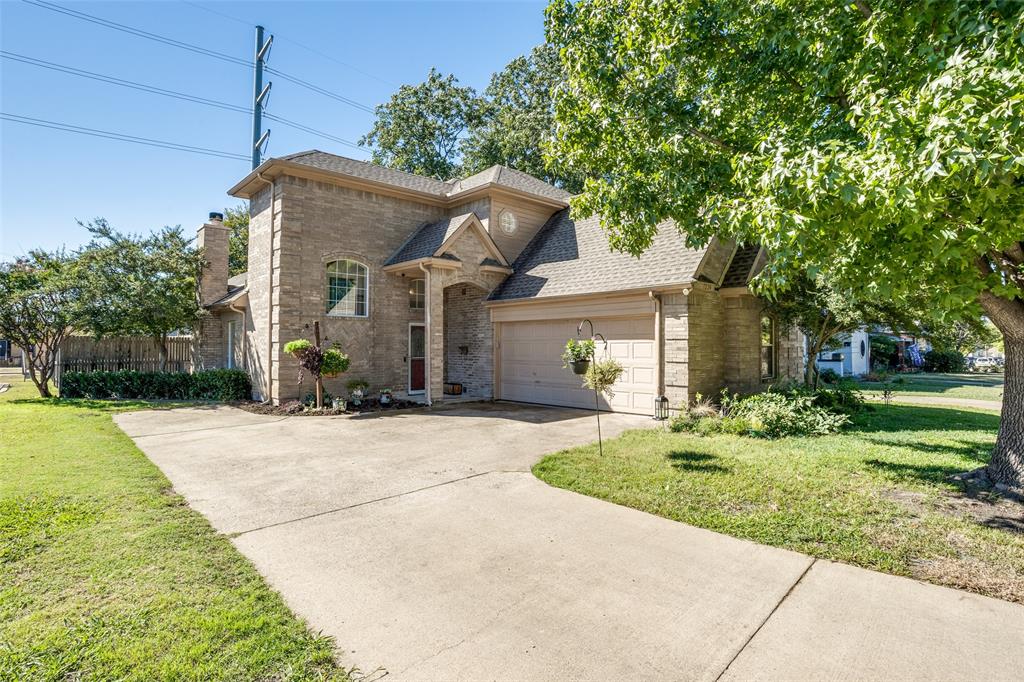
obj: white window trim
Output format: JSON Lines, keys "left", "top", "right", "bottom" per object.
{"left": 760, "top": 315, "right": 776, "bottom": 381}
{"left": 409, "top": 278, "right": 426, "bottom": 310}
{"left": 325, "top": 259, "right": 370, "bottom": 318}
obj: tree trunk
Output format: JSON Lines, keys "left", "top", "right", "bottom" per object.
{"left": 313, "top": 321, "right": 323, "bottom": 409}
{"left": 27, "top": 345, "right": 52, "bottom": 398}
{"left": 989, "top": 335, "right": 1023, "bottom": 488}
{"left": 156, "top": 334, "right": 168, "bottom": 372}
{"left": 978, "top": 291, "right": 1024, "bottom": 488}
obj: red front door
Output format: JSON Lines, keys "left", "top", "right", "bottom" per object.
{"left": 409, "top": 325, "right": 425, "bottom": 393}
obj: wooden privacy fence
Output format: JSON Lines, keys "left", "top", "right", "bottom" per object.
{"left": 56, "top": 335, "right": 195, "bottom": 386}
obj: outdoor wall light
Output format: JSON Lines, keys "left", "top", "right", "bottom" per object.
{"left": 654, "top": 395, "right": 669, "bottom": 421}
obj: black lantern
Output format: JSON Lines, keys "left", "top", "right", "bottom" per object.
{"left": 654, "top": 395, "right": 669, "bottom": 421}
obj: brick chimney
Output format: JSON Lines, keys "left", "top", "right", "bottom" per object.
{"left": 197, "top": 211, "right": 230, "bottom": 306}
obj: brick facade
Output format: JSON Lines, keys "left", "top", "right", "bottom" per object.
{"left": 198, "top": 161, "right": 805, "bottom": 408}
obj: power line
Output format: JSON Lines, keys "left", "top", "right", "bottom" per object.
{"left": 265, "top": 67, "right": 375, "bottom": 114}
{"left": 0, "top": 113, "right": 250, "bottom": 161}
{"left": 22, "top": 0, "right": 378, "bottom": 115}
{"left": 0, "top": 51, "right": 250, "bottom": 114}
{"left": 180, "top": 0, "right": 398, "bottom": 88}
{"left": 21, "top": 0, "right": 250, "bottom": 67}
{"left": 0, "top": 51, "right": 367, "bottom": 152}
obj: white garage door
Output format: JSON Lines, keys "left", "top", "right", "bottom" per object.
{"left": 498, "top": 317, "right": 656, "bottom": 415}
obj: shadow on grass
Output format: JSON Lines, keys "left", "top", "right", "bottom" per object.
{"left": 864, "top": 437, "right": 992, "bottom": 462}
{"left": 864, "top": 458, "right": 968, "bottom": 485}
{"left": 7, "top": 397, "right": 212, "bottom": 412}
{"left": 666, "top": 450, "right": 731, "bottom": 474}
{"left": 849, "top": 404, "right": 1000, "bottom": 435}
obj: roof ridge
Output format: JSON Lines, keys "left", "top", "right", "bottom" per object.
{"left": 284, "top": 149, "right": 455, "bottom": 190}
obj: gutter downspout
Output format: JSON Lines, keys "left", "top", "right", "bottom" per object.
{"left": 418, "top": 262, "right": 432, "bottom": 406}
{"left": 649, "top": 291, "right": 665, "bottom": 399}
{"left": 255, "top": 172, "right": 276, "bottom": 403}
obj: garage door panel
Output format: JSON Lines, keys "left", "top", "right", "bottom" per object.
{"left": 498, "top": 316, "right": 656, "bottom": 415}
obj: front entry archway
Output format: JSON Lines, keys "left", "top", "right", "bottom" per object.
{"left": 442, "top": 282, "right": 492, "bottom": 399}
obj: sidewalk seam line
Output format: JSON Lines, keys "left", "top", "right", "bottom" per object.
{"left": 232, "top": 470, "right": 496, "bottom": 537}
{"left": 714, "top": 557, "right": 817, "bottom": 681}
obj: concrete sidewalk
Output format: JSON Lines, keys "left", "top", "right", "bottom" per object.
{"left": 117, "top": 404, "right": 1024, "bottom": 680}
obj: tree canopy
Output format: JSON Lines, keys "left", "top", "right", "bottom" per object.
{"left": 0, "top": 252, "right": 80, "bottom": 397}
{"left": 361, "top": 48, "right": 582, "bottom": 190}
{"left": 547, "top": 0, "right": 1023, "bottom": 486}
{"left": 224, "top": 205, "right": 249, "bottom": 277}
{"left": 76, "top": 219, "right": 205, "bottom": 368}
{"left": 360, "top": 68, "right": 482, "bottom": 180}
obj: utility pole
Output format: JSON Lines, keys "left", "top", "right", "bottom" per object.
{"left": 251, "top": 25, "right": 273, "bottom": 169}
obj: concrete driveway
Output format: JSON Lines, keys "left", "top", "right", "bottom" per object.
{"left": 116, "top": 402, "right": 1024, "bottom": 680}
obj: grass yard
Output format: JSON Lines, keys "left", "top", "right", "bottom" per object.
{"left": 856, "top": 372, "right": 1004, "bottom": 402}
{"left": 0, "top": 378, "right": 350, "bottom": 680}
{"left": 534, "top": 404, "right": 1024, "bottom": 604}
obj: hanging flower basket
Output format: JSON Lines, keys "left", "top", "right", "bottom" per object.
{"left": 570, "top": 359, "right": 590, "bottom": 375}
{"left": 284, "top": 339, "right": 312, "bottom": 360}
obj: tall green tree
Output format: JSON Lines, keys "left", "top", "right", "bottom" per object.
{"left": 764, "top": 273, "right": 920, "bottom": 387}
{"left": 224, "top": 204, "right": 249, "bottom": 276}
{"left": 0, "top": 252, "right": 81, "bottom": 397}
{"left": 360, "top": 68, "right": 482, "bottom": 180}
{"left": 463, "top": 45, "right": 583, "bottom": 191}
{"left": 547, "top": 0, "right": 1024, "bottom": 487}
{"left": 77, "top": 219, "right": 205, "bottom": 370}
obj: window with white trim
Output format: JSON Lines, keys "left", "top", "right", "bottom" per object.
{"left": 760, "top": 315, "right": 776, "bottom": 380}
{"left": 325, "top": 260, "right": 368, "bottom": 317}
{"left": 409, "top": 278, "right": 425, "bottom": 310}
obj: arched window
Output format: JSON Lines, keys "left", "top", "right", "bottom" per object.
{"left": 409, "top": 278, "right": 425, "bottom": 310}
{"left": 325, "top": 260, "right": 368, "bottom": 317}
{"left": 760, "top": 316, "right": 776, "bottom": 380}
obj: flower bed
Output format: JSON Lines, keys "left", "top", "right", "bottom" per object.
{"left": 236, "top": 396, "right": 421, "bottom": 417}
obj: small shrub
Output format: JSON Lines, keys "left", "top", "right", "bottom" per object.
{"left": 729, "top": 391, "right": 850, "bottom": 438}
{"left": 60, "top": 369, "right": 251, "bottom": 401}
{"left": 819, "top": 368, "right": 840, "bottom": 384}
{"left": 923, "top": 349, "right": 966, "bottom": 373}
{"left": 346, "top": 378, "right": 369, "bottom": 393}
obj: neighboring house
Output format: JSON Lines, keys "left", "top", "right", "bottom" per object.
{"left": 195, "top": 150, "right": 803, "bottom": 414}
{"left": 817, "top": 329, "right": 872, "bottom": 377}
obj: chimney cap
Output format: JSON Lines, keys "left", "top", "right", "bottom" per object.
{"left": 208, "top": 211, "right": 224, "bottom": 222}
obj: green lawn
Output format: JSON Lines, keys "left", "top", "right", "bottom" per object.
{"left": 0, "top": 379, "right": 350, "bottom": 680}
{"left": 856, "top": 372, "right": 1004, "bottom": 402}
{"left": 534, "top": 404, "right": 1024, "bottom": 604}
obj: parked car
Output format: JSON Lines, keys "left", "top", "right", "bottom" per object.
{"left": 970, "top": 356, "right": 999, "bottom": 372}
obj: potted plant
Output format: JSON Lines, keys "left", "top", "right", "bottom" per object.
{"left": 582, "top": 358, "right": 625, "bottom": 456}
{"left": 379, "top": 387, "right": 393, "bottom": 405}
{"left": 562, "top": 338, "right": 596, "bottom": 375}
{"left": 332, "top": 395, "right": 347, "bottom": 411}
{"left": 283, "top": 322, "right": 350, "bottom": 409}
{"left": 347, "top": 378, "right": 369, "bottom": 406}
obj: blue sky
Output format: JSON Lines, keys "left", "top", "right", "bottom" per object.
{"left": 0, "top": 0, "right": 548, "bottom": 257}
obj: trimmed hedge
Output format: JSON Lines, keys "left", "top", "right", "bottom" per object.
{"left": 923, "top": 349, "right": 966, "bottom": 373}
{"left": 61, "top": 369, "right": 251, "bottom": 401}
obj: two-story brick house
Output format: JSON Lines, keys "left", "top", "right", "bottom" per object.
{"left": 196, "top": 150, "right": 803, "bottom": 413}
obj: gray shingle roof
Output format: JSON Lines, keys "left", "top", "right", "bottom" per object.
{"left": 489, "top": 210, "right": 707, "bottom": 301}
{"left": 448, "top": 165, "right": 572, "bottom": 202}
{"left": 278, "top": 151, "right": 570, "bottom": 204}
{"left": 384, "top": 213, "right": 476, "bottom": 266}
{"left": 282, "top": 150, "right": 452, "bottom": 196}
{"left": 721, "top": 244, "right": 761, "bottom": 288}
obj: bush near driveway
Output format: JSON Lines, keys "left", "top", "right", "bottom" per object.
{"left": 0, "top": 381, "right": 349, "bottom": 680}
{"left": 536, "top": 404, "right": 1024, "bottom": 604}
{"left": 60, "top": 368, "right": 251, "bottom": 401}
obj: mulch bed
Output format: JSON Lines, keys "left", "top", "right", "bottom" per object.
{"left": 234, "top": 397, "right": 422, "bottom": 417}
